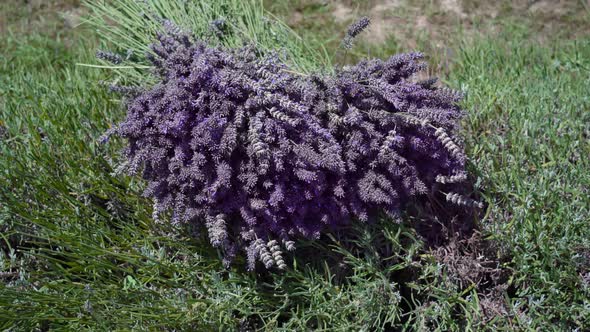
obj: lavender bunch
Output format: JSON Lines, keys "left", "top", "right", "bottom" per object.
{"left": 104, "top": 25, "right": 480, "bottom": 270}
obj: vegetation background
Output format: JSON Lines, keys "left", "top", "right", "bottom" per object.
{"left": 1, "top": 0, "right": 589, "bottom": 330}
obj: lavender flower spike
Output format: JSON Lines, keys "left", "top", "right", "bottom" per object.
{"left": 347, "top": 16, "right": 371, "bottom": 38}
{"left": 342, "top": 16, "right": 371, "bottom": 49}
{"left": 96, "top": 50, "right": 123, "bottom": 64}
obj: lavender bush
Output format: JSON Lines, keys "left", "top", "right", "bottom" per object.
{"left": 103, "top": 22, "right": 479, "bottom": 270}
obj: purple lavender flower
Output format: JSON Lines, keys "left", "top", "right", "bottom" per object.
{"left": 96, "top": 50, "right": 123, "bottom": 64}
{"left": 346, "top": 16, "right": 371, "bottom": 38}
{"left": 342, "top": 16, "right": 371, "bottom": 50}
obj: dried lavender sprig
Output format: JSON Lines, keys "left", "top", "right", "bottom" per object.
{"left": 445, "top": 192, "right": 484, "bottom": 209}
{"left": 256, "top": 239, "right": 274, "bottom": 268}
{"left": 99, "top": 81, "right": 142, "bottom": 95}
{"left": 96, "top": 50, "right": 123, "bottom": 64}
{"left": 267, "top": 240, "right": 286, "bottom": 270}
{"left": 342, "top": 16, "right": 371, "bottom": 50}
{"left": 434, "top": 127, "right": 464, "bottom": 160}
{"left": 282, "top": 239, "right": 296, "bottom": 252}
{"left": 436, "top": 172, "right": 467, "bottom": 184}
{"left": 346, "top": 16, "right": 371, "bottom": 38}
{"left": 206, "top": 214, "right": 228, "bottom": 247}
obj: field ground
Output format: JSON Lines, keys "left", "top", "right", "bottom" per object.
{"left": 1, "top": 0, "right": 589, "bottom": 330}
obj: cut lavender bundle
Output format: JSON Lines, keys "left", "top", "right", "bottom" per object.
{"left": 104, "top": 25, "right": 479, "bottom": 270}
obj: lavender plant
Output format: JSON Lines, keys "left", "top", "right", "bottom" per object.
{"left": 104, "top": 24, "right": 480, "bottom": 270}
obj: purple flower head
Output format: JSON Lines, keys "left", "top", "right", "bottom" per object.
{"left": 96, "top": 50, "right": 123, "bottom": 64}
{"left": 346, "top": 16, "right": 371, "bottom": 38}
{"left": 342, "top": 16, "right": 371, "bottom": 50}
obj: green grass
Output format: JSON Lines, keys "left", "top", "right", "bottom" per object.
{"left": 1, "top": 0, "right": 589, "bottom": 330}
{"left": 456, "top": 37, "right": 590, "bottom": 327}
